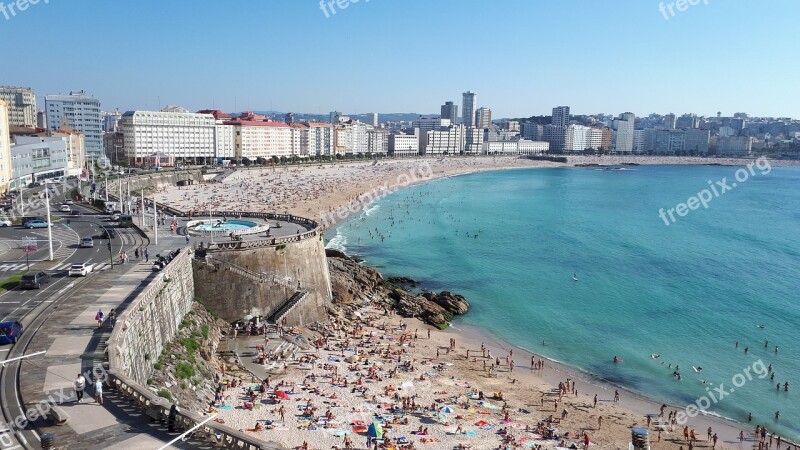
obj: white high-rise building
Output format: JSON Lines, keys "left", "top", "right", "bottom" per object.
{"left": 226, "top": 113, "right": 292, "bottom": 160}
{"left": 483, "top": 140, "right": 549, "bottom": 155}
{"left": 0, "top": 86, "right": 37, "bottom": 128}
{"left": 367, "top": 113, "right": 379, "bottom": 128}
{"left": 45, "top": 91, "right": 103, "bottom": 161}
{"left": 426, "top": 125, "right": 465, "bottom": 155}
{"left": 475, "top": 107, "right": 492, "bottom": 129}
{"left": 0, "top": 100, "right": 12, "bottom": 193}
{"left": 389, "top": 133, "right": 419, "bottom": 156}
{"left": 333, "top": 121, "right": 370, "bottom": 155}
{"left": 465, "top": 127, "right": 484, "bottom": 154}
{"left": 612, "top": 112, "right": 635, "bottom": 153}
{"left": 565, "top": 125, "right": 591, "bottom": 153}
{"left": 462, "top": 91, "right": 477, "bottom": 128}
{"left": 367, "top": 128, "right": 388, "bottom": 155}
{"left": 552, "top": 106, "right": 570, "bottom": 127}
{"left": 121, "top": 110, "right": 216, "bottom": 164}
{"left": 307, "top": 122, "right": 334, "bottom": 157}
{"left": 412, "top": 117, "right": 451, "bottom": 152}
{"left": 633, "top": 130, "right": 646, "bottom": 153}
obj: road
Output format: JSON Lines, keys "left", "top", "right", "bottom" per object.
{"left": 0, "top": 185, "right": 146, "bottom": 327}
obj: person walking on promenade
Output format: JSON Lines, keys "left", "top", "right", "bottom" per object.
{"left": 95, "top": 377, "right": 104, "bottom": 404}
{"left": 144, "top": 248, "right": 149, "bottom": 262}
{"left": 74, "top": 373, "right": 86, "bottom": 402}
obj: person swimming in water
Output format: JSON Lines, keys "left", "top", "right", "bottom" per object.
{"left": 613, "top": 356, "right": 621, "bottom": 363}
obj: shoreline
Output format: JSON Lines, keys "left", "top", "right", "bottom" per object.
{"left": 315, "top": 158, "right": 799, "bottom": 445}
{"left": 157, "top": 156, "right": 798, "bottom": 447}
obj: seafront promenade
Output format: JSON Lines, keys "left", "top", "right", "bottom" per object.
{"left": 3, "top": 218, "right": 286, "bottom": 449}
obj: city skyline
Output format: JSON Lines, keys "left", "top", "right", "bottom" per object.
{"left": 1, "top": 1, "right": 799, "bottom": 118}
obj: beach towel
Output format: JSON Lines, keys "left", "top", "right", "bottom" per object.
{"left": 474, "top": 420, "right": 488, "bottom": 427}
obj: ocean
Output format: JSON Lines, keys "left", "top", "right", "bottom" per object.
{"left": 326, "top": 164, "right": 800, "bottom": 439}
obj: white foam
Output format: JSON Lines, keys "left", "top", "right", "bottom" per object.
{"left": 325, "top": 230, "right": 348, "bottom": 252}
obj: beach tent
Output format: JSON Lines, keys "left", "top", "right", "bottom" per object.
{"left": 367, "top": 421, "right": 383, "bottom": 438}
{"left": 439, "top": 406, "right": 454, "bottom": 414}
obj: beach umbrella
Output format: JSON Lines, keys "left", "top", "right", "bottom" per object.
{"left": 367, "top": 420, "right": 383, "bottom": 438}
{"left": 275, "top": 391, "right": 289, "bottom": 400}
{"left": 439, "top": 405, "right": 454, "bottom": 414}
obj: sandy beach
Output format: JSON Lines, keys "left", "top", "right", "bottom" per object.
{"left": 162, "top": 155, "right": 799, "bottom": 449}
{"left": 211, "top": 306, "right": 761, "bottom": 450}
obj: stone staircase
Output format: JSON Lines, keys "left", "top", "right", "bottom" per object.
{"left": 204, "top": 255, "right": 296, "bottom": 290}
{"left": 268, "top": 291, "right": 309, "bottom": 324}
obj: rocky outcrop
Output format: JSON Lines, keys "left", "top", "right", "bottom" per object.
{"left": 147, "top": 303, "right": 228, "bottom": 413}
{"left": 327, "top": 251, "right": 470, "bottom": 329}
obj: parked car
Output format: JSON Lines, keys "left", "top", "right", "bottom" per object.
{"left": 0, "top": 321, "right": 23, "bottom": 344}
{"left": 68, "top": 263, "right": 93, "bottom": 277}
{"left": 25, "top": 220, "right": 50, "bottom": 229}
{"left": 79, "top": 237, "right": 94, "bottom": 248}
{"left": 0, "top": 218, "right": 11, "bottom": 227}
{"left": 20, "top": 272, "right": 50, "bottom": 289}
{"left": 59, "top": 204, "right": 71, "bottom": 212}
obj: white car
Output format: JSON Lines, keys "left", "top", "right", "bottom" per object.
{"left": 65, "top": 200, "right": 74, "bottom": 205}
{"left": 59, "top": 204, "right": 71, "bottom": 212}
{"left": 0, "top": 218, "right": 11, "bottom": 227}
{"left": 68, "top": 263, "right": 94, "bottom": 277}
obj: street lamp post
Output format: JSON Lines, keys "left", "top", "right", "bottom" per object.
{"left": 18, "top": 177, "right": 25, "bottom": 216}
{"left": 44, "top": 186, "right": 54, "bottom": 261}
{"left": 117, "top": 174, "right": 122, "bottom": 212}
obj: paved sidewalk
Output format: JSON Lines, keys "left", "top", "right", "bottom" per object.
{"left": 14, "top": 230, "right": 201, "bottom": 449}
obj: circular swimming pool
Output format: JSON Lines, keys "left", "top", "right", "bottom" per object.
{"left": 191, "top": 219, "right": 257, "bottom": 232}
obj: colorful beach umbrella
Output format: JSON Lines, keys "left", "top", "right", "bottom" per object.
{"left": 439, "top": 405, "right": 454, "bottom": 414}
{"left": 275, "top": 391, "right": 289, "bottom": 399}
{"left": 367, "top": 421, "right": 383, "bottom": 438}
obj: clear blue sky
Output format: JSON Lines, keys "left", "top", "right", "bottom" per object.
{"left": 1, "top": 0, "right": 798, "bottom": 118}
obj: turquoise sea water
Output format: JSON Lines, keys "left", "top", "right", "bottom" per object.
{"left": 327, "top": 165, "right": 800, "bottom": 439}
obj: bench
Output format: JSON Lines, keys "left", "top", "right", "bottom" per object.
{"left": 49, "top": 406, "right": 69, "bottom": 426}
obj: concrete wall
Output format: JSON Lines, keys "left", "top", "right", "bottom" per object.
{"left": 108, "top": 250, "right": 195, "bottom": 384}
{"left": 193, "top": 234, "right": 332, "bottom": 326}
